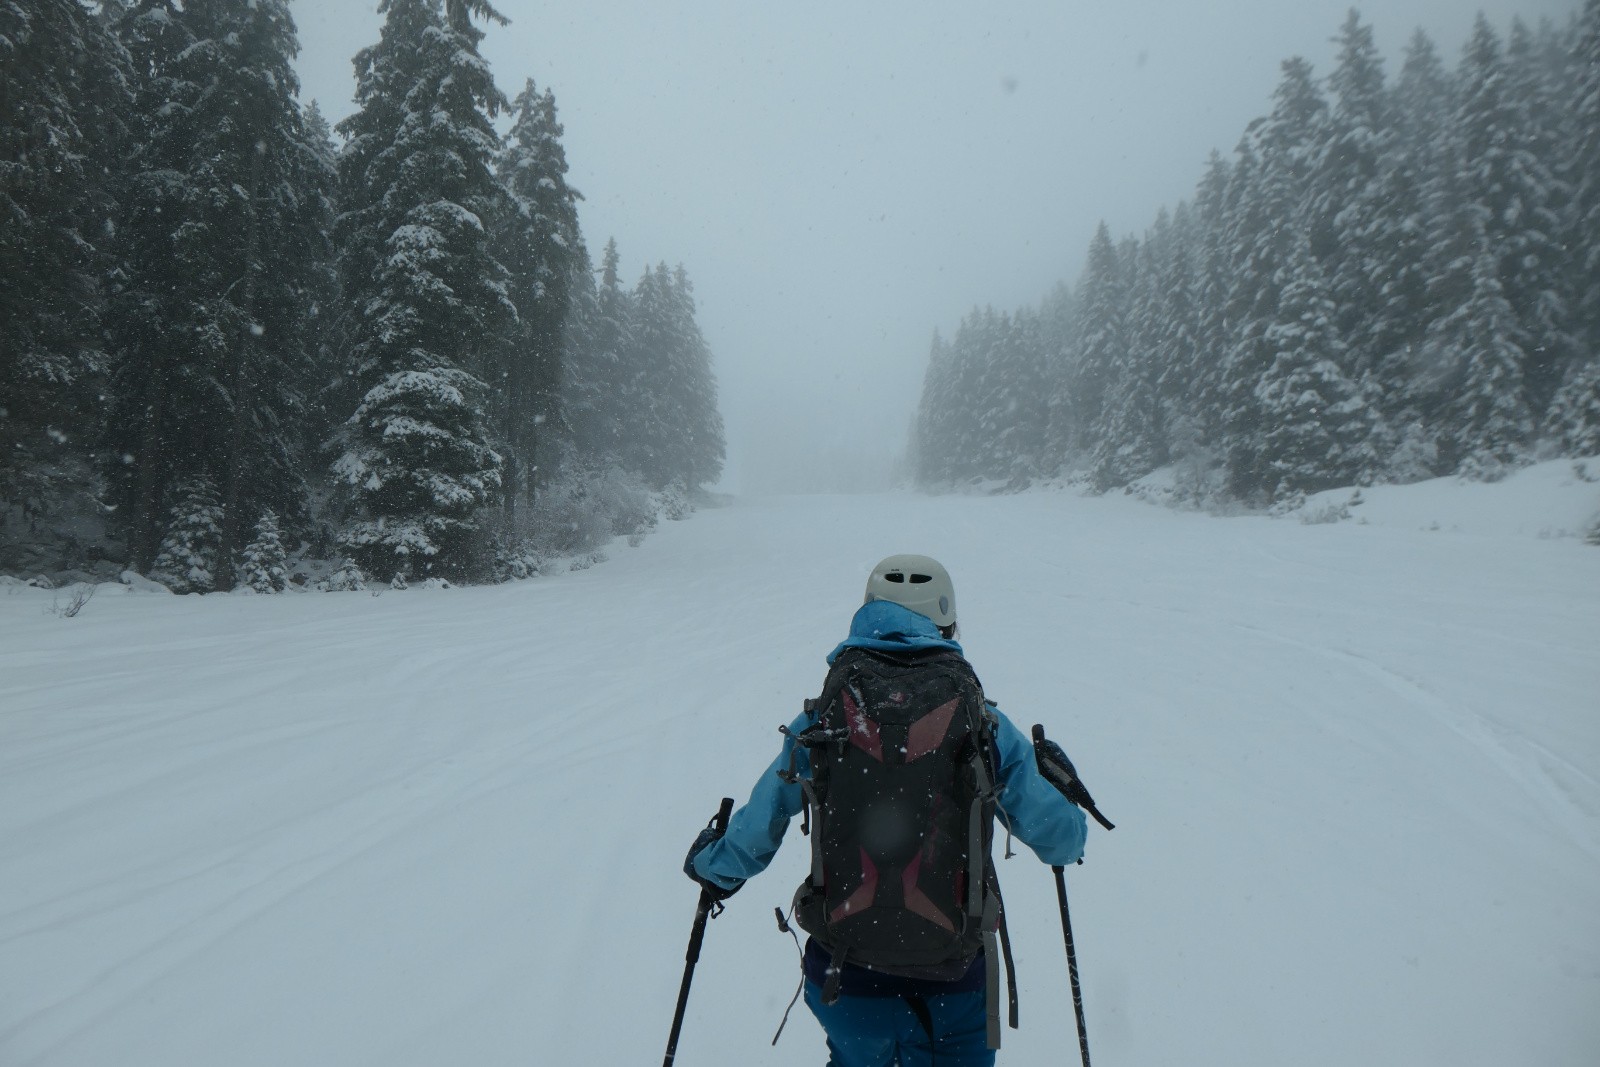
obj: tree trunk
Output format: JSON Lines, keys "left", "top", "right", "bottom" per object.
{"left": 220, "top": 143, "right": 266, "bottom": 572}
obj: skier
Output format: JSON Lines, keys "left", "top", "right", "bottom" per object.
{"left": 684, "top": 554, "right": 1090, "bottom": 1067}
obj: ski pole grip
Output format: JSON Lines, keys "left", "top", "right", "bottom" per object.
{"left": 714, "top": 796, "right": 734, "bottom": 832}
{"left": 1033, "top": 724, "right": 1116, "bottom": 832}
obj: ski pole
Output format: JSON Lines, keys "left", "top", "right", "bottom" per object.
{"left": 663, "top": 796, "right": 734, "bottom": 1067}
{"left": 1052, "top": 862, "right": 1092, "bottom": 1067}
{"left": 1034, "top": 724, "right": 1095, "bottom": 1067}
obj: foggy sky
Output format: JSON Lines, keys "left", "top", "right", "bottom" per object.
{"left": 292, "top": 0, "right": 1581, "bottom": 495}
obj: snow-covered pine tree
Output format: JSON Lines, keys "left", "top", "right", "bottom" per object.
{"left": 102, "top": 1, "right": 205, "bottom": 567}
{"left": 236, "top": 510, "right": 289, "bottom": 593}
{"left": 332, "top": 0, "right": 514, "bottom": 581}
{"left": 1544, "top": 358, "right": 1600, "bottom": 456}
{"left": 185, "top": 0, "right": 334, "bottom": 566}
{"left": 321, "top": 558, "right": 367, "bottom": 592}
{"left": 913, "top": 330, "right": 959, "bottom": 486}
{"left": 1455, "top": 14, "right": 1574, "bottom": 420}
{"left": 0, "top": 0, "right": 128, "bottom": 527}
{"left": 1218, "top": 61, "right": 1328, "bottom": 499}
{"left": 297, "top": 99, "right": 343, "bottom": 458}
{"left": 1254, "top": 240, "right": 1382, "bottom": 496}
{"left": 1154, "top": 203, "right": 1205, "bottom": 453}
{"left": 616, "top": 263, "right": 724, "bottom": 492}
{"left": 492, "top": 79, "right": 583, "bottom": 531}
{"left": 941, "top": 310, "right": 992, "bottom": 483}
{"left": 949, "top": 308, "right": 1027, "bottom": 484}
{"left": 104, "top": 0, "right": 333, "bottom": 570}
{"left": 665, "top": 265, "right": 726, "bottom": 491}
{"left": 616, "top": 264, "right": 673, "bottom": 487}
{"left": 1182, "top": 152, "right": 1236, "bottom": 461}
{"left": 1315, "top": 11, "right": 1394, "bottom": 382}
{"left": 993, "top": 308, "right": 1051, "bottom": 481}
{"left": 1423, "top": 226, "right": 1534, "bottom": 478}
{"left": 1363, "top": 29, "right": 1455, "bottom": 448}
{"left": 1037, "top": 281, "right": 1078, "bottom": 470}
{"left": 1505, "top": 18, "right": 1581, "bottom": 421}
{"left": 151, "top": 480, "right": 225, "bottom": 594}
{"left": 1090, "top": 225, "right": 1166, "bottom": 491}
{"left": 560, "top": 237, "right": 634, "bottom": 471}
{"left": 1070, "top": 222, "right": 1130, "bottom": 464}
{"left": 1570, "top": 1, "right": 1600, "bottom": 360}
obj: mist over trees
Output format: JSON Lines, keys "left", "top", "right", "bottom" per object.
{"left": 1, "top": 0, "right": 725, "bottom": 587}
{"left": 912, "top": 8, "right": 1600, "bottom": 503}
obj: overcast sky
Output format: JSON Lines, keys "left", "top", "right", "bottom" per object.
{"left": 292, "top": 0, "right": 1580, "bottom": 494}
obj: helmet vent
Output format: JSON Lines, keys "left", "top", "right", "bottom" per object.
{"left": 884, "top": 572, "right": 905, "bottom": 583}
{"left": 910, "top": 574, "right": 932, "bottom": 584}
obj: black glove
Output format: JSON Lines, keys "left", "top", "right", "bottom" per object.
{"left": 1035, "top": 736, "right": 1116, "bottom": 831}
{"left": 683, "top": 825, "right": 742, "bottom": 901}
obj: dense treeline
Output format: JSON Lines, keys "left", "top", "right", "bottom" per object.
{"left": 1, "top": 0, "right": 724, "bottom": 588}
{"left": 913, "top": 8, "right": 1600, "bottom": 503}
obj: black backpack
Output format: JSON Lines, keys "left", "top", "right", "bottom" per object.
{"left": 782, "top": 646, "right": 1014, "bottom": 1014}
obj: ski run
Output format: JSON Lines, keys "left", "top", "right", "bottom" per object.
{"left": 3, "top": 461, "right": 1598, "bottom": 1067}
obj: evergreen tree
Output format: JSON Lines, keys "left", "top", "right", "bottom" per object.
{"left": 150, "top": 479, "right": 224, "bottom": 593}
{"left": 493, "top": 78, "right": 582, "bottom": 530}
{"left": 1544, "top": 358, "right": 1600, "bottom": 456}
{"left": 994, "top": 308, "right": 1051, "bottom": 479}
{"left": 617, "top": 264, "right": 673, "bottom": 486}
{"left": 619, "top": 264, "right": 724, "bottom": 491}
{"left": 1184, "top": 153, "right": 1235, "bottom": 455}
{"left": 1154, "top": 203, "right": 1204, "bottom": 443}
{"left": 1218, "top": 60, "right": 1330, "bottom": 498}
{"left": 913, "top": 330, "right": 959, "bottom": 485}
{"left": 0, "top": 0, "right": 128, "bottom": 525}
{"left": 1455, "top": 14, "right": 1573, "bottom": 417}
{"left": 1037, "top": 281, "right": 1078, "bottom": 468}
{"left": 1069, "top": 222, "right": 1129, "bottom": 461}
{"left": 665, "top": 265, "right": 726, "bottom": 490}
{"left": 561, "top": 237, "right": 634, "bottom": 469}
{"left": 1254, "top": 241, "right": 1382, "bottom": 496}
{"left": 331, "top": 0, "right": 513, "bottom": 580}
{"left": 103, "top": 0, "right": 205, "bottom": 566}
{"left": 1316, "top": 11, "right": 1393, "bottom": 379}
{"left": 938, "top": 307, "right": 1043, "bottom": 484}
{"left": 1091, "top": 225, "right": 1166, "bottom": 490}
{"left": 1425, "top": 234, "right": 1534, "bottom": 476}
{"left": 105, "top": 0, "right": 333, "bottom": 570}
{"left": 1365, "top": 29, "right": 1455, "bottom": 440}
{"left": 320, "top": 558, "right": 367, "bottom": 592}
{"left": 237, "top": 509, "right": 289, "bottom": 593}
{"left": 1571, "top": 1, "right": 1600, "bottom": 356}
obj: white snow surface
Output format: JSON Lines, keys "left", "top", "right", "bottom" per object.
{"left": 3, "top": 464, "right": 1598, "bottom": 1066}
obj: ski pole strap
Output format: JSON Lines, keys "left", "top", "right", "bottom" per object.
{"left": 991, "top": 865, "right": 1020, "bottom": 1031}
{"left": 982, "top": 914, "right": 1002, "bottom": 1050}
{"left": 770, "top": 907, "right": 805, "bottom": 1047}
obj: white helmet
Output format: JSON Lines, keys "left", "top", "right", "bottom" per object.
{"left": 864, "top": 554, "right": 956, "bottom": 628}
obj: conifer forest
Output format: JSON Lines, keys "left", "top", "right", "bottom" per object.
{"left": 913, "top": 8, "right": 1600, "bottom": 503}
{"left": 2, "top": 0, "right": 725, "bottom": 588}
{"left": 5, "top": 4, "right": 1600, "bottom": 592}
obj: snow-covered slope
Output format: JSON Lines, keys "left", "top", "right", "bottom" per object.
{"left": 3, "top": 470, "right": 1597, "bottom": 1066}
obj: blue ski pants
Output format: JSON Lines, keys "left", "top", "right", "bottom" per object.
{"left": 803, "top": 980, "right": 994, "bottom": 1067}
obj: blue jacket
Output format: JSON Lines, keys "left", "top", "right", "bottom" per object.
{"left": 693, "top": 600, "right": 1088, "bottom": 892}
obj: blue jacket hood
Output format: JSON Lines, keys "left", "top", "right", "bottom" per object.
{"left": 826, "top": 600, "right": 963, "bottom": 664}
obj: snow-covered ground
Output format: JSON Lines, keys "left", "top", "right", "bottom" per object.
{"left": 3, "top": 462, "right": 1598, "bottom": 1066}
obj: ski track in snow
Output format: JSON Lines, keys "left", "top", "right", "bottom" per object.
{"left": 2, "top": 484, "right": 1598, "bottom": 1066}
